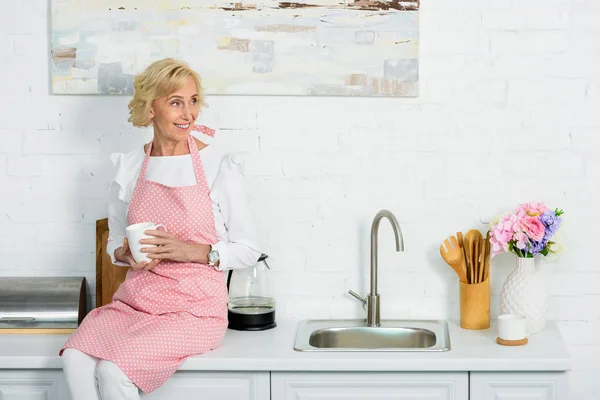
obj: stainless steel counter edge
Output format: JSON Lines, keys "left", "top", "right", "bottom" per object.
{"left": 0, "top": 319, "right": 571, "bottom": 372}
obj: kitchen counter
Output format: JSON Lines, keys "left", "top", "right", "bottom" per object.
{"left": 0, "top": 319, "right": 570, "bottom": 372}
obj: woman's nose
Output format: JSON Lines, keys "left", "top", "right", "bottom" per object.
{"left": 182, "top": 105, "right": 192, "bottom": 120}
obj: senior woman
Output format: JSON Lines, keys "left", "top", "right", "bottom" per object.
{"left": 59, "top": 58, "right": 261, "bottom": 399}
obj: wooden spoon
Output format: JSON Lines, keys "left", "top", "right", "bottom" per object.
{"left": 473, "top": 235, "right": 480, "bottom": 283}
{"left": 456, "top": 232, "right": 468, "bottom": 282}
{"left": 439, "top": 236, "right": 468, "bottom": 283}
{"left": 479, "top": 234, "right": 486, "bottom": 283}
{"left": 464, "top": 229, "right": 482, "bottom": 284}
{"left": 462, "top": 235, "right": 471, "bottom": 283}
{"left": 483, "top": 230, "right": 491, "bottom": 281}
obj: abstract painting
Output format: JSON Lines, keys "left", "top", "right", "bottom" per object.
{"left": 50, "top": 0, "right": 419, "bottom": 97}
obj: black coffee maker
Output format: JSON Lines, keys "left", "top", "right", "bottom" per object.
{"left": 226, "top": 254, "right": 276, "bottom": 331}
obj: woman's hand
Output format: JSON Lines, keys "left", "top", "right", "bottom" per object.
{"left": 114, "top": 238, "right": 161, "bottom": 271}
{"left": 141, "top": 230, "right": 211, "bottom": 264}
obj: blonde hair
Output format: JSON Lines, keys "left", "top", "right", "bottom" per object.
{"left": 128, "top": 58, "right": 205, "bottom": 127}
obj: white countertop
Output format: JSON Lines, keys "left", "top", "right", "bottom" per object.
{"left": 0, "top": 319, "right": 570, "bottom": 372}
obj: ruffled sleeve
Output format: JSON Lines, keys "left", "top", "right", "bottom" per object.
{"left": 106, "top": 149, "right": 144, "bottom": 266}
{"left": 109, "top": 151, "right": 141, "bottom": 203}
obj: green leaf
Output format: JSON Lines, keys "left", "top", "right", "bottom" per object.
{"left": 508, "top": 241, "right": 517, "bottom": 256}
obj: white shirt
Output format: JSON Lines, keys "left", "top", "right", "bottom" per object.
{"left": 107, "top": 144, "right": 262, "bottom": 271}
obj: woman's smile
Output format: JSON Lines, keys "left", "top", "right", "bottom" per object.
{"left": 175, "top": 123, "right": 190, "bottom": 131}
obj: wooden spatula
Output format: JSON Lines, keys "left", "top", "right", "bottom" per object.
{"left": 439, "top": 236, "right": 468, "bottom": 283}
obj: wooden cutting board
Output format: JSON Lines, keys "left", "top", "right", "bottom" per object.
{"left": 96, "top": 218, "right": 129, "bottom": 308}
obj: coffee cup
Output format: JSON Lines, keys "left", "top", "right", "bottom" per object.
{"left": 498, "top": 314, "right": 527, "bottom": 341}
{"left": 125, "top": 222, "right": 167, "bottom": 264}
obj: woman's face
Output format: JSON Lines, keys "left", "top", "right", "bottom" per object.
{"left": 149, "top": 76, "right": 200, "bottom": 142}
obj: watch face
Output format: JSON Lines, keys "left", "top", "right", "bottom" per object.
{"left": 209, "top": 250, "right": 219, "bottom": 264}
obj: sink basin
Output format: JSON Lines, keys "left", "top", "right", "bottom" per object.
{"left": 294, "top": 319, "right": 451, "bottom": 352}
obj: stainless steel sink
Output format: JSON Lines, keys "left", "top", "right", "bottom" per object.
{"left": 293, "top": 211, "right": 451, "bottom": 352}
{"left": 294, "top": 319, "right": 451, "bottom": 352}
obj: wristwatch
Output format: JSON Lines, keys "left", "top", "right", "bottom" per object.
{"left": 207, "top": 245, "right": 220, "bottom": 266}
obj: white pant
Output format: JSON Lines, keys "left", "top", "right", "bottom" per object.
{"left": 62, "top": 348, "right": 141, "bottom": 400}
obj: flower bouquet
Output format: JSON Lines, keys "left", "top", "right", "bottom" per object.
{"left": 489, "top": 202, "right": 564, "bottom": 335}
{"left": 490, "top": 202, "right": 564, "bottom": 259}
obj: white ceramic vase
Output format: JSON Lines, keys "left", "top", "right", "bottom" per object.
{"left": 500, "top": 257, "right": 548, "bottom": 335}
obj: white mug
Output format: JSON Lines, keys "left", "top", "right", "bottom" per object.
{"left": 125, "top": 222, "right": 167, "bottom": 264}
{"left": 498, "top": 314, "right": 527, "bottom": 341}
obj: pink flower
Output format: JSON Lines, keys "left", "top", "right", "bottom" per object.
{"left": 514, "top": 231, "right": 529, "bottom": 249}
{"left": 490, "top": 240, "right": 505, "bottom": 257}
{"left": 516, "top": 202, "right": 550, "bottom": 217}
{"left": 521, "top": 216, "right": 545, "bottom": 241}
{"left": 493, "top": 227, "right": 512, "bottom": 245}
{"left": 490, "top": 213, "right": 520, "bottom": 256}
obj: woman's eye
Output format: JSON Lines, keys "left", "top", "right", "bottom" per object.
{"left": 191, "top": 99, "right": 197, "bottom": 104}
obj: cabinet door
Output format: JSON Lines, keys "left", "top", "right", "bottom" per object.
{"left": 470, "top": 372, "right": 569, "bottom": 400}
{"left": 0, "top": 370, "right": 69, "bottom": 400}
{"left": 271, "top": 372, "right": 468, "bottom": 400}
{"left": 143, "top": 371, "right": 270, "bottom": 400}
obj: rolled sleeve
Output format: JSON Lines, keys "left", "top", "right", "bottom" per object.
{"left": 211, "top": 240, "right": 229, "bottom": 271}
{"left": 212, "top": 155, "right": 262, "bottom": 271}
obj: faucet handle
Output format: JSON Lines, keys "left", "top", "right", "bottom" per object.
{"left": 348, "top": 290, "right": 367, "bottom": 305}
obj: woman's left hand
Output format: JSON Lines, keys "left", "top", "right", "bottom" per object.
{"left": 140, "top": 230, "right": 210, "bottom": 263}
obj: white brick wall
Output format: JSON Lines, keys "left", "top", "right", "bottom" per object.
{"left": 1, "top": 0, "right": 599, "bottom": 397}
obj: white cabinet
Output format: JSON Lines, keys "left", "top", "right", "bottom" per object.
{"left": 470, "top": 372, "right": 569, "bottom": 400}
{"left": 271, "top": 372, "right": 469, "bottom": 400}
{"left": 143, "top": 371, "right": 270, "bottom": 400}
{"left": 0, "top": 370, "right": 69, "bottom": 400}
{"left": 0, "top": 370, "right": 269, "bottom": 400}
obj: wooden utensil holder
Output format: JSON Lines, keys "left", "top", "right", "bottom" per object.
{"left": 460, "top": 277, "right": 490, "bottom": 330}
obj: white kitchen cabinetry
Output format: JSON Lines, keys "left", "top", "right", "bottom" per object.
{"left": 0, "top": 370, "right": 69, "bottom": 400}
{"left": 142, "top": 371, "right": 270, "bottom": 400}
{"left": 0, "top": 370, "right": 571, "bottom": 400}
{"left": 271, "top": 371, "right": 469, "bottom": 400}
{"left": 470, "top": 372, "right": 569, "bottom": 400}
{"left": 0, "top": 370, "right": 270, "bottom": 400}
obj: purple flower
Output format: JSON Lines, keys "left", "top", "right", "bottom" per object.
{"left": 525, "top": 211, "right": 563, "bottom": 255}
{"left": 529, "top": 239, "right": 547, "bottom": 255}
{"left": 539, "top": 211, "right": 562, "bottom": 241}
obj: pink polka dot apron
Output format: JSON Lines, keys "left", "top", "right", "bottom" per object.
{"left": 60, "top": 136, "right": 228, "bottom": 394}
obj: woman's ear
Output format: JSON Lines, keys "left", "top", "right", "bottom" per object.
{"left": 149, "top": 104, "right": 155, "bottom": 120}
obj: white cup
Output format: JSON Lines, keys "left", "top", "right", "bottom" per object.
{"left": 125, "top": 222, "right": 167, "bottom": 264}
{"left": 498, "top": 314, "right": 527, "bottom": 341}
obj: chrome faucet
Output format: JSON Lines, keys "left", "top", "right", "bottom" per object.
{"left": 349, "top": 210, "right": 404, "bottom": 327}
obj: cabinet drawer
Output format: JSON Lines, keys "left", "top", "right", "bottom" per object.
{"left": 143, "top": 371, "right": 270, "bottom": 400}
{"left": 470, "top": 372, "right": 569, "bottom": 400}
{"left": 0, "top": 370, "right": 68, "bottom": 400}
{"left": 271, "top": 371, "right": 468, "bottom": 400}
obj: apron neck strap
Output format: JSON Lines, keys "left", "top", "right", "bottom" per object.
{"left": 187, "top": 135, "right": 205, "bottom": 183}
